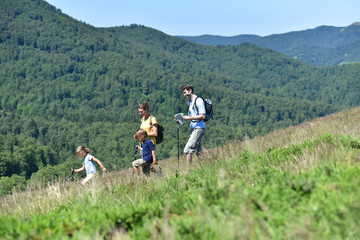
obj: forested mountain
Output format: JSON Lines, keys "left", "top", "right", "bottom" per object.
{"left": 177, "top": 23, "right": 360, "bottom": 66}
{"left": 1, "top": 0, "right": 360, "bottom": 195}
{"left": 177, "top": 34, "right": 262, "bottom": 46}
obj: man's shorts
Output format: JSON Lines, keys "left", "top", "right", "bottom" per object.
{"left": 133, "top": 159, "right": 152, "bottom": 176}
{"left": 184, "top": 128, "right": 205, "bottom": 155}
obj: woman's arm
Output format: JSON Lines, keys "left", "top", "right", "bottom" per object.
{"left": 148, "top": 124, "right": 158, "bottom": 137}
{"left": 147, "top": 116, "right": 158, "bottom": 137}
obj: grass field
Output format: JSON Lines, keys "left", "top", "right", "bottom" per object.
{"left": 1, "top": 108, "right": 360, "bottom": 239}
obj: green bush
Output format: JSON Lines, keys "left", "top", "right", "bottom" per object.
{"left": 0, "top": 174, "right": 26, "bottom": 197}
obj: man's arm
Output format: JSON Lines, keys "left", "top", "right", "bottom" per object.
{"left": 182, "top": 114, "right": 205, "bottom": 121}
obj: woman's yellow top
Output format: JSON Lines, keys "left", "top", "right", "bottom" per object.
{"left": 140, "top": 115, "right": 157, "bottom": 145}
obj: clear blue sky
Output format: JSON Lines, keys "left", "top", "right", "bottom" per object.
{"left": 45, "top": 0, "right": 359, "bottom": 37}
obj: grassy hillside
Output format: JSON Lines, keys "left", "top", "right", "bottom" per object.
{"left": 2, "top": 0, "right": 360, "bottom": 199}
{"left": 1, "top": 107, "right": 360, "bottom": 239}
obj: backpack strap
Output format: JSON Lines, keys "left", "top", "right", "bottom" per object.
{"left": 150, "top": 115, "right": 155, "bottom": 126}
{"left": 191, "top": 97, "right": 204, "bottom": 123}
{"left": 192, "top": 96, "right": 200, "bottom": 115}
{"left": 150, "top": 115, "right": 159, "bottom": 128}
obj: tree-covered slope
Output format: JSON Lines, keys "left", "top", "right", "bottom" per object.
{"left": 177, "top": 23, "right": 360, "bottom": 66}
{"left": 0, "top": 0, "right": 360, "bottom": 190}
{"left": 177, "top": 34, "right": 261, "bottom": 46}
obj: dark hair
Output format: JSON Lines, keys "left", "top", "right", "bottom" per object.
{"left": 138, "top": 102, "right": 149, "bottom": 111}
{"left": 180, "top": 84, "right": 193, "bottom": 92}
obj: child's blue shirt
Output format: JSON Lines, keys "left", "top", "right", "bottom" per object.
{"left": 142, "top": 138, "right": 155, "bottom": 163}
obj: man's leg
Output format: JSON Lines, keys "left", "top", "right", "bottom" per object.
{"left": 184, "top": 128, "right": 205, "bottom": 169}
{"left": 186, "top": 153, "right": 193, "bottom": 169}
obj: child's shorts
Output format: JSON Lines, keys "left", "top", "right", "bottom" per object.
{"left": 81, "top": 173, "right": 97, "bottom": 185}
{"left": 133, "top": 159, "right": 152, "bottom": 176}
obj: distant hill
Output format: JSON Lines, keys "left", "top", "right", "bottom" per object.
{"left": 1, "top": 0, "right": 360, "bottom": 191}
{"left": 178, "top": 34, "right": 262, "bottom": 46}
{"left": 177, "top": 23, "right": 360, "bottom": 66}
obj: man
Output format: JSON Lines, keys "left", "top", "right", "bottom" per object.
{"left": 178, "top": 84, "right": 206, "bottom": 168}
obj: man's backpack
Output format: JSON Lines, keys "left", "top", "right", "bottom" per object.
{"left": 194, "top": 97, "right": 213, "bottom": 122}
{"left": 151, "top": 116, "right": 164, "bottom": 144}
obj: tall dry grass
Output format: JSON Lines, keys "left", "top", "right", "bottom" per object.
{"left": 1, "top": 107, "right": 360, "bottom": 218}
{"left": 0, "top": 168, "right": 132, "bottom": 216}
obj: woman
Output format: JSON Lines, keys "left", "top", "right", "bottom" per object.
{"left": 135, "top": 102, "right": 159, "bottom": 174}
{"left": 137, "top": 102, "right": 158, "bottom": 145}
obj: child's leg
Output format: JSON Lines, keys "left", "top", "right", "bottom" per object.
{"left": 132, "top": 162, "right": 140, "bottom": 178}
{"left": 133, "top": 159, "right": 146, "bottom": 179}
{"left": 81, "top": 173, "right": 96, "bottom": 186}
{"left": 142, "top": 163, "right": 151, "bottom": 180}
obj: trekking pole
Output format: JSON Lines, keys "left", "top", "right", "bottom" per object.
{"left": 157, "top": 164, "right": 163, "bottom": 175}
{"left": 176, "top": 122, "right": 180, "bottom": 177}
{"left": 153, "top": 161, "right": 163, "bottom": 176}
{"left": 132, "top": 144, "right": 138, "bottom": 176}
{"left": 134, "top": 144, "right": 138, "bottom": 160}
{"left": 65, "top": 168, "right": 75, "bottom": 182}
